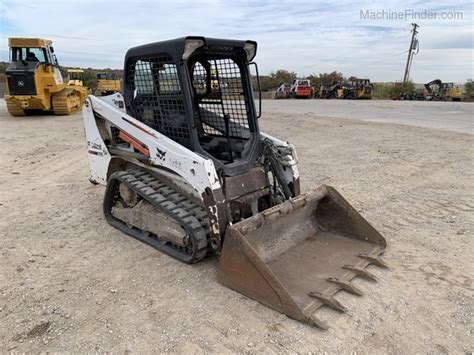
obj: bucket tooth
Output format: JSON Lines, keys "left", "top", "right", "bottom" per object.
{"left": 306, "top": 315, "right": 329, "bottom": 330}
{"left": 358, "top": 253, "right": 388, "bottom": 268}
{"left": 327, "top": 277, "right": 363, "bottom": 296}
{"left": 308, "top": 292, "right": 347, "bottom": 312}
{"left": 343, "top": 265, "right": 377, "bottom": 281}
{"left": 343, "top": 265, "right": 378, "bottom": 282}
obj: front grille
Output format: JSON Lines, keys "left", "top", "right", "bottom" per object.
{"left": 7, "top": 72, "right": 36, "bottom": 95}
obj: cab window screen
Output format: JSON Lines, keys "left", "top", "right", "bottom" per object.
{"left": 191, "top": 56, "right": 251, "bottom": 139}
{"left": 128, "top": 55, "right": 189, "bottom": 145}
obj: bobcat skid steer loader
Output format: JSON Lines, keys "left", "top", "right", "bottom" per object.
{"left": 82, "top": 37, "right": 387, "bottom": 329}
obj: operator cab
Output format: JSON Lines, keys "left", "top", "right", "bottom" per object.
{"left": 97, "top": 73, "right": 117, "bottom": 80}
{"left": 123, "top": 37, "right": 261, "bottom": 176}
{"left": 7, "top": 38, "right": 60, "bottom": 96}
{"left": 294, "top": 79, "right": 310, "bottom": 86}
{"left": 9, "top": 38, "right": 58, "bottom": 66}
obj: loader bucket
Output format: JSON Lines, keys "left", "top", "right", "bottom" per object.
{"left": 217, "top": 185, "right": 387, "bottom": 329}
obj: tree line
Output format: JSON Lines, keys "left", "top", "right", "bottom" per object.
{"left": 1, "top": 61, "right": 473, "bottom": 99}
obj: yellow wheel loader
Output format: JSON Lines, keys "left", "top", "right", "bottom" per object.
{"left": 5, "top": 38, "right": 87, "bottom": 116}
{"left": 82, "top": 37, "right": 387, "bottom": 329}
{"left": 349, "top": 79, "right": 373, "bottom": 99}
{"left": 96, "top": 72, "right": 121, "bottom": 96}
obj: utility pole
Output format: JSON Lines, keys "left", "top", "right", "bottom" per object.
{"left": 403, "top": 23, "right": 419, "bottom": 83}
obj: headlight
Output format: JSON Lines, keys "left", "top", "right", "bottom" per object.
{"left": 244, "top": 41, "right": 257, "bottom": 61}
{"left": 182, "top": 38, "right": 205, "bottom": 60}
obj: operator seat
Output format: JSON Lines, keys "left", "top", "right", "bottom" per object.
{"left": 25, "top": 52, "right": 39, "bottom": 62}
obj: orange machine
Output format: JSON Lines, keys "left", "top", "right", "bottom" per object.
{"left": 290, "top": 79, "right": 312, "bottom": 98}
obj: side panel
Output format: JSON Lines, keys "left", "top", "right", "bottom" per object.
{"left": 82, "top": 94, "right": 229, "bottom": 249}
{"left": 85, "top": 95, "right": 221, "bottom": 194}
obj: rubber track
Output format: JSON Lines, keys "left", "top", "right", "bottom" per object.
{"left": 104, "top": 169, "right": 210, "bottom": 263}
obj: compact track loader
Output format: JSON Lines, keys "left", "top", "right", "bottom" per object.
{"left": 5, "top": 38, "right": 87, "bottom": 116}
{"left": 290, "top": 79, "right": 312, "bottom": 99}
{"left": 82, "top": 37, "right": 387, "bottom": 329}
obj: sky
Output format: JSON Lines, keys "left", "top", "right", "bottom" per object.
{"left": 0, "top": 0, "right": 472, "bottom": 82}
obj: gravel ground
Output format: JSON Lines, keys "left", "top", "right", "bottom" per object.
{"left": 0, "top": 99, "right": 472, "bottom": 352}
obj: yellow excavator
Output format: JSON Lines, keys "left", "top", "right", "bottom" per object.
{"left": 96, "top": 72, "right": 121, "bottom": 95}
{"left": 425, "top": 79, "right": 463, "bottom": 102}
{"left": 4, "top": 38, "right": 87, "bottom": 116}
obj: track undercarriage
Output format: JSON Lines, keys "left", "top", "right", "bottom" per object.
{"left": 104, "top": 169, "right": 210, "bottom": 263}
